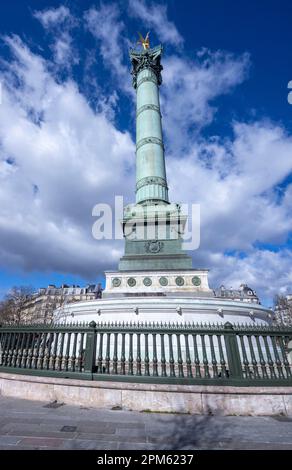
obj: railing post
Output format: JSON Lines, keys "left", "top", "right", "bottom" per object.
{"left": 224, "top": 322, "right": 243, "bottom": 380}
{"left": 84, "top": 321, "right": 97, "bottom": 377}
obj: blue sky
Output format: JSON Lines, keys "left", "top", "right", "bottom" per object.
{"left": 0, "top": 0, "right": 292, "bottom": 306}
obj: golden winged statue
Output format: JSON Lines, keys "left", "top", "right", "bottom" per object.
{"left": 137, "top": 31, "right": 150, "bottom": 50}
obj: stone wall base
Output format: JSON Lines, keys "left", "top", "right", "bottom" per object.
{"left": 0, "top": 372, "right": 292, "bottom": 416}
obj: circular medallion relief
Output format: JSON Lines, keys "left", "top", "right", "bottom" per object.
{"left": 175, "top": 276, "right": 185, "bottom": 286}
{"left": 127, "top": 277, "right": 136, "bottom": 287}
{"left": 143, "top": 277, "right": 152, "bottom": 287}
{"left": 159, "top": 276, "right": 168, "bottom": 286}
{"left": 145, "top": 240, "right": 163, "bottom": 254}
{"left": 112, "top": 277, "right": 121, "bottom": 288}
{"left": 192, "top": 276, "right": 201, "bottom": 286}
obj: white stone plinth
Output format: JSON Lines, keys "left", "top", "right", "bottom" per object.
{"left": 57, "top": 296, "right": 271, "bottom": 325}
{"left": 105, "top": 269, "right": 213, "bottom": 296}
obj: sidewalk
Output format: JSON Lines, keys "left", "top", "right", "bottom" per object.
{"left": 0, "top": 396, "right": 291, "bottom": 450}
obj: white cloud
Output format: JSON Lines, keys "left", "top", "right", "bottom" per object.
{"left": 169, "top": 121, "right": 292, "bottom": 248}
{"left": 167, "top": 119, "right": 292, "bottom": 300}
{"left": 161, "top": 49, "right": 250, "bottom": 152}
{"left": 207, "top": 249, "right": 292, "bottom": 304}
{"left": 0, "top": 35, "right": 135, "bottom": 278}
{"left": 34, "top": 6, "right": 79, "bottom": 69}
{"left": 129, "top": 0, "right": 183, "bottom": 47}
{"left": 34, "top": 5, "right": 73, "bottom": 27}
{"left": 84, "top": 4, "right": 132, "bottom": 95}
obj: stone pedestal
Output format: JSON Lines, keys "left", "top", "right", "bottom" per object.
{"left": 104, "top": 269, "right": 212, "bottom": 297}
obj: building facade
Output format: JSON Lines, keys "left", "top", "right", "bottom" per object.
{"left": 274, "top": 294, "right": 292, "bottom": 326}
{"left": 214, "top": 284, "right": 260, "bottom": 304}
{"left": 21, "top": 284, "right": 102, "bottom": 323}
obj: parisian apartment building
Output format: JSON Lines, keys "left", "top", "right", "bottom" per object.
{"left": 21, "top": 284, "right": 103, "bottom": 323}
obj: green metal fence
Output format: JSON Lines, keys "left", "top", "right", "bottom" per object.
{"left": 0, "top": 321, "right": 292, "bottom": 386}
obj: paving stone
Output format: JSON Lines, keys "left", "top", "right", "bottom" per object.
{"left": 61, "top": 439, "right": 119, "bottom": 450}
{"left": 0, "top": 422, "right": 41, "bottom": 434}
{"left": 75, "top": 432, "right": 117, "bottom": 440}
{"left": 118, "top": 442, "right": 159, "bottom": 450}
{"left": 115, "top": 427, "right": 147, "bottom": 438}
{"left": 39, "top": 423, "right": 78, "bottom": 432}
{"left": 75, "top": 423, "right": 116, "bottom": 434}
{"left": 217, "top": 441, "right": 292, "bottom": 450}
{"left": 75, "top": 432, "right": 147, "bottom": 443}
{"left": 0, "top": 417, "right": 42, "bottom": 425}
{"left": 0, "top": 445, "right": 43, "bottom": 450}
{"left": 7, "top": 429, "right": 77, "bottom": 439}
{"left": 111, "top": 421, "right": 146, "bottom": 430}
{"left": 19, "top": 437, "right": 65, "bottom": 448}
{"left": 1, "top": 396, "right": 292, "bottom": 450}
{"left": 39, "top": 416, "right": 81, "bottom": 424}
{"left": 0, "top": 435, "right": 22, "bottom": 445}
{"left": 147, "top": 435, "right": 179, "bottom": 444}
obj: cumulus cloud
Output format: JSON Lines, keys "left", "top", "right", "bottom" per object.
{"left": 129, "top": 0, "right": 183, "bottom": 47}
{"left": 0, "top": 34, "right": 135, "bottom": 278}
{"left": 167, "top": 120, "right": 292, "bottom": 300}
{"left": 169, "top": 120, "right": 292, "bottom": 248}
{"left": 207, "top": 249, "right": 292, "bottom": 303}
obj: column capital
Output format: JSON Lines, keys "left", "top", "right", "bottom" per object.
{"left": 129, "top": 45, "right": 163, "bottom": 89}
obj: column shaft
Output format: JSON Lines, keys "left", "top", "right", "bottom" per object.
{"left": 134, "top": 58, "right": 168, "bottom": 204}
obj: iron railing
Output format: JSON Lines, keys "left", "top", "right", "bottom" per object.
{"left": 0, "top": 321, "right": 292, "bottom": 386}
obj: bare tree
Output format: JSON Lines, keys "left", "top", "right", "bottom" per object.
{"left": 0, "top": 285, "right": 35, "bottom": 324}
{"left": 274, "top": 294, "right": 292, "bottom": 327}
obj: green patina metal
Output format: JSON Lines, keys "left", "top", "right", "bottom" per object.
{"left": 118, "top": 43, "right": 193, "bottom": 271}
{"left": 130, "top": 45, "right": 168, "bottom": 205}
{"left": 1, "top": 322, "right": 292, "bottom": 386}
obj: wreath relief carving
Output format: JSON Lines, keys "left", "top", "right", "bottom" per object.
{"left": 145, "top": 240, "right": 164, "bottom": 254}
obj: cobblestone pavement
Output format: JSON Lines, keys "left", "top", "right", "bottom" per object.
{"left": 0, "top": 396, "right": 292, "bottom": 450}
